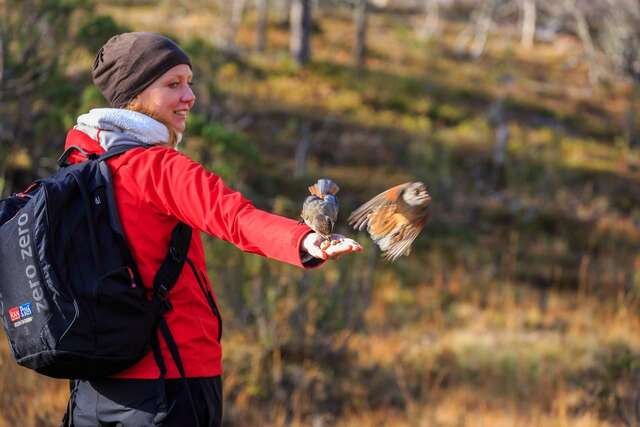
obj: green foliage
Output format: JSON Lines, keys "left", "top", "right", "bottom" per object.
{"left": 429, "top": 103, "right": 467, "bottom": 126}
{"left": 75, "top": 15, "right": 129, "bottom": 54}
{"left": 182, "top": 37, "right": 219, "bottom": 60}
{"left": 202, "top": 123, "right": 259, "bottom": 162}
{"left": 0, "top": 0, "right": 96, "bottom": 191}
{"left": 77, "top": 86, "right": 109, "bottom": 114}
{"left": 186, "top": 115, "right": 260, "bottom": 186}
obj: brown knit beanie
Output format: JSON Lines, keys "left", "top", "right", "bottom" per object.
{"left": 92, "top": 32, "right": 192, "bottom": 108}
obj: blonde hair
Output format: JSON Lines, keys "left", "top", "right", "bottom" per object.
{"left": 125, "top": 100, "right": 179, "bottom": 148}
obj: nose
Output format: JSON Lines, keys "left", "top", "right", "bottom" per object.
{"left": 181, "top": 85, "right": 196, "bottom": 107}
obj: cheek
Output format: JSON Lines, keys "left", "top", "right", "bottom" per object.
{"left": 150, "top": 96, "right": 178, "bottom": 119}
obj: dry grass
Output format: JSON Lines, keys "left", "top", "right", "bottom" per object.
{"left": 2, "top": 2, "right": 640, "bottom": 426}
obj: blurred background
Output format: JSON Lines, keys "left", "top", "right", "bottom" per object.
{"left": 1, "top": 0, "right": 640, "bottom": 426}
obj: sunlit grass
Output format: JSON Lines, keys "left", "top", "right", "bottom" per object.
{"left": 2, "top": 3, "right": 639, "bottom": 427}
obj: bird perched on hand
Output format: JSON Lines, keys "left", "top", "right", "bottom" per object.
{"left": 348, "top": 182, "right": 431, "bottom": 262}
{"left": 300, "top": 178, "right": 340, "bottom": 239}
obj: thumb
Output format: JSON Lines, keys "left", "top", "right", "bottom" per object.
{"left": 301, "top": 232, "right": 328, "bottom": 260}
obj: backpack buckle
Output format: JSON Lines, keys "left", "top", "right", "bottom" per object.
{"left": 155, "top": 284, "right": 173, "bottom": 311}
{"left": 169, "top": 246, "right": 184, "bottom": 262}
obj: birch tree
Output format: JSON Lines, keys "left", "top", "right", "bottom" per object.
{"left": 290, "top": 0, "right": 312, "bottom": 65}
{"left": 256, "top": 0, "right": 270, "bottom": 52}
{"left": 353, "top": 0, "right": 368, "bottom": 67}
{"left": 217, "top": 0, "right": 249, "bottom": 53}
{"left": 520, "top": 0, "right": 536, "bottom": 48}
{"left": 277, "top": 0, "right": 292, "bottom": 25}
{"left": 455, "top": 0, "right": 500, "bottom": 59}
{"left": 598, "top": 0, "right": 640, "bottom": 148}
{"left": 417, "top": 0, "right": 441, "bottom": 41}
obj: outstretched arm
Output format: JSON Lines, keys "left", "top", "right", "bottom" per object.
{"left": 126, "top": 147, "right": 360, "bottom": 267}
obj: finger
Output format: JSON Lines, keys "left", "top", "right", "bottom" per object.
{"left": 307, "top": 245, "right": 328, "bottom": 260}
{"left": 330, "top": 235, "right": 362, "bottom": 248}
{"left": 329, "top": 239, "right": 363, "bottom": 253}
{"left": 326, "top": 247, "right": 356, "bottom": 260}
{"left": 341, "top": 238, "right": 363, "bottom": 250}
{"left": 324, "top": 243, "right": 362, "bottom": 257}
{"left": 301, "top": 232, "right": 329, "bottom": 260}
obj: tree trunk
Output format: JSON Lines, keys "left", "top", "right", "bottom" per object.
{"left": 294, "top": 121, "right": 311, "bottom": 177}
{"left": 489, "top": 96, "right": 509, "bottom": 191}
{"left": 256, "top": 0, "right": 269, "bottom": 52}
{"left": 418, "top": 0, "right": 440, "bottom": 41}
{"left": 290, "top": 0, "right": 311, "bottom": 65}
{"left": 0, "top": 0, "right": 6, "bottom": 113}
{"left": 0, "top": 17, "right": 4, "bottom": 95}
{"left": 219, "top": 0, "right": 248, "bottom": 52}
{"left": 353, "top": 0, "right": 368, "bottom": 68}
{"left": 470, "top": 0, "right": 497, "bottom": 59}
{"left": 455, "top": 0, "right": 497, "bottom": 59}
{"left": 276, "top": 0, "right": 292, "bottom": 26}
{"left": 520, "top": 0, "right": 536, "bottom": 49}
{"left": 564, "top": 0, "right": 599, "bottom": 84}
{"left": 626, "top": 82, "right": 640, "bottom": 148}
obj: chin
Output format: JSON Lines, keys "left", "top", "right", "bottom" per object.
{"left": 171, "top": 122, "right": 186, "bottom": 133}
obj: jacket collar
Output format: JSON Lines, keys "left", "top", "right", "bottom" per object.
{"left": 75, "top": 108, "right": 170, "bottom": 151}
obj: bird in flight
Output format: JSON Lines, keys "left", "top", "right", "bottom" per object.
{"left": 348, "top": 182, "right": 431, "bottom": 261}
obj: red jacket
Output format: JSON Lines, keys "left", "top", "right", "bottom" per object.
{"left": 65, "top": 128, "right": 315, "bottom": 379}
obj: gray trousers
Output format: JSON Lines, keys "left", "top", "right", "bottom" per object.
{"left": 63, "top": 377, "right": 222, "bottom": 427}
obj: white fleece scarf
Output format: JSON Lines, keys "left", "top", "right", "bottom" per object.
{"left": 75, "top": 108, "right": 181, "bottom": 151}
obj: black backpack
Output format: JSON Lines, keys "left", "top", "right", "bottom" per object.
{"left": 0, "top": 145, "right": 193, "bottom": 380}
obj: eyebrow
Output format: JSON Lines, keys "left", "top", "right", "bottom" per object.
{"left": 166, "top": 73, "right": 193, "bottom": 81}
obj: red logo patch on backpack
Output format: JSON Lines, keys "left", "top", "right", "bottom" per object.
{"left": 8, "top": 307, "right": 20, "bottom": 322}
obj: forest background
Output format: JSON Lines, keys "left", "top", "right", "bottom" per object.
{"left": 1, "top": 0, "right": 639, "bottom": 426}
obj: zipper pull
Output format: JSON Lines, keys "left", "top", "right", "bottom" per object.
{"left": 127, "top": 267, "right": 137, "bottom": 288}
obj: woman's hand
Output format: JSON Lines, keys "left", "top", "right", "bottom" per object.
{"left": 301, "top": 232, "right": 363, "bottom": 261}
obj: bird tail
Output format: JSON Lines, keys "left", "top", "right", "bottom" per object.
{"left": 309, "top": 179, "right": 340, "bottom": 198}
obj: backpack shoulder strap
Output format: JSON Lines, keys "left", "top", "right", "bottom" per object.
{"left": 153, "top": 222, "right": 193, "bottom": 305}
{"left": 58, "top": 143, "right": 150, "bottom": 168}
{"left": 57, "top": 145, "right": 97, "bottom": 168}
{"left": 97, "top": 144, "right": 149, "bottom": 162}
{"left": 150, "top": 222, "right": 199, "bottom": 426}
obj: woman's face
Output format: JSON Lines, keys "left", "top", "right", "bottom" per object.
{"left": 133, "top": 64, "right": 195, "bottom": 133}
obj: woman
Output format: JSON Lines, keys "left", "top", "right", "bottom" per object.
{"left": 63, "top": 32, "right": 361, "bottom": 427}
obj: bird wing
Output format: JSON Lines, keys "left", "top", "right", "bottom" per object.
{"left": 368, "top": 210, "right": 407, "bottom": 241}
{"left": 325, "top": 196, "right": 339, "bottom": 223}
{"left": 382, "top": 221, "right": 424, "bottom": 261}
{"left": 347, "top": 183, "right": 410, "bottom": 231}
{"left": 300, "top": 195, "right": 319, "bottom": 223}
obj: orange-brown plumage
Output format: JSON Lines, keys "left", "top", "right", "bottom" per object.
{"left": 308, "top": 180, "right": 339, "bottom": 199}
{"left": 348, "top": 182, "right": 431, "bottom": 261}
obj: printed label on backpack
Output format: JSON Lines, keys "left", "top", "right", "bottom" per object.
{"left": 8, "top": 307, "right": 20, "bottom": 322}
{"left": 8, "top": 303, "right": 33, "bottom": 327}
{"left": 16, "top": 212, "right": 48, "bottom": 314}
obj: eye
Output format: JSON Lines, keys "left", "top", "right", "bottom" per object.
{"left": 188, "top": 81, "right": 194, "bottom": 86}
{"left": 168, "top": 82, "right": 179, "bottom": 88}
